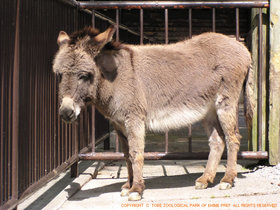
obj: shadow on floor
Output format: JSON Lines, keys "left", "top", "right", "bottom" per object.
{"left": 68, "top": 171, "right": 248, "bottom": 201}
{"left": 23, "top": 161, "right": 95, "bottom": 210}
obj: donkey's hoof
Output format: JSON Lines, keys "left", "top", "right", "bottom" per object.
{"left": 128, "top": 192, "right": 142, "bottom": 201}
{"left": 219, "top": 182, "right": 232, "bottom": 190}
{"left": 120, "top": 188, "right": 130, "bottom": 197}
{"left": 195, "top": 181, "right": 208, "bottom": 189}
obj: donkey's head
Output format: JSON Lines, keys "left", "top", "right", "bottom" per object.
{"left": 53, "top": 26, "right": 116, "bottom": 122}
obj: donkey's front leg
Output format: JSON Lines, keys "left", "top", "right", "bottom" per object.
{"left": 126, "top": 118, "right": 145, "bottom": 201}
{"left": 115, "top": 130, "right": 133, "bottom": 197}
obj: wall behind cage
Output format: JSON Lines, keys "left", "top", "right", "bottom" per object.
{"left": 0, "top": 0, "right": 17, "bottom": 206}
{"left": 1, "top": 0, "right": 145, "bottom": 208}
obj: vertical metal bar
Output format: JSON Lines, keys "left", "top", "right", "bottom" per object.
{"left": 39, "top": 71, "right": 43, "bottom": 178}
{"left": 188, "top": 126, "right": 192, "bottom": 152}
{"left": 57, "top": 85, "right": 61, "bottom": 165}
{"left": 29, "top": 74, "right": 32, "bottom": 184}
{"left": 115, "top": 135, "right": 119, "bottom": 152}
{"left": 43, "top": 77, "right": 46, "bottom": 173}
{"left": 116, "top": 9, "right": 120, "bottom": 42}
{"left": 65, "top": 123, "right": 68, "bottom": 162}
{"left": 0, "top": 58, "right": 4, "bottom": 203}
{"left": 91, "top": 107, "right": 95, "bottom": 153}
{"left": 164, "top": 131, "right": 169, "bottom": 153}
{"left": 50, "top": 68, "right": 54, "bottom": 171}
{"left": 188, "top": 8, "right": 192, "bottom": 38}
{"left": 54, "top": 68, "right": 58, "bottom": 168}
{"left": 212, "top": 8, "right": 216, "bottom": 32}
{"left": 140, "top": 8, "right": 143, "bottom": 45}
{"left": 79, "top": 114, "right": 83, "bottom": 152}
{"left": 7, "top": 41, "right": 12, "bottom": 203}
{"left": 34, "top": 66, "right": 38, "bottom": 182}
{"left": 258, "top": 8, "right": 263, "bottom": 151}
{"left": 48, "top": 71, "right": 51, "bottom": 173}
{"left": 12, "top": 0, "right": 20, "bottom": 202}
{"left": 71, "top": 161, "right": 78, "bottom": 178}
{"left": 88, "top": 108, "right": 91, "bottom": 149}
{"left": 67, "top": 9, "right": 75, "bottom": 172}
{"left": 235, "top": 8, "right": 240, "bottom": 41}
{"left": 164, "top": 8, "right": 169, "bottom": 152}
{"left": 90, "top": 9, "right": 96, "bottom": 154}
{"left": 165, "top": 132, "right": 169, "bottom": 153}
{"left": 165, "top": 9, "right": 168, "bottom": 44}
{"left": 92, "top": 10, "right": 95, "bottom": 28}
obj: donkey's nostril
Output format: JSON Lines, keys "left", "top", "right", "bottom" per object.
{"left": 59, "top": 107, "right": 75, "bottom": 122}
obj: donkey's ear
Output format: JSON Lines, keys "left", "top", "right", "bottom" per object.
{"left": 94, "top": 51, "right": 118, "bottom": 82}
{"left": 57, "top": 31, "right": 70, "bottom": 46}
{"left": 94, "top": 25, "right": 116, "bottom": 48}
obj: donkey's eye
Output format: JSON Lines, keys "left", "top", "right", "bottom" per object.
{"left": 79, "top": 73, "right": 93, "bottom": 82}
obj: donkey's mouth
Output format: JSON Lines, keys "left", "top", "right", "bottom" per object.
{"left": 59, "top": 97, "right": 81, "bottom": 123}
{"left": 61, "top": 109, "right": 76, "bottom": 123}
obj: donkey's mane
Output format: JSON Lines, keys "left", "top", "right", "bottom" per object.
{"left": 69, "top": 26, "right": 122, "bottom": 51}
{"left": 69, "top": 27, "right": 99, "bottom": 44}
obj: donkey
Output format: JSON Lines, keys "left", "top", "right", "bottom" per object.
{"left": 53, "top": 25, "right": 254, "bottom": 201}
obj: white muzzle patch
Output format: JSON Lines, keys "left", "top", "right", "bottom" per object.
{"left": 61, "top": 97, "right": 81, "bottom": 118}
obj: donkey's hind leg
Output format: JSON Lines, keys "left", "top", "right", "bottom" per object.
{"left": 216, "top": 95, "right": 241, "bottom": 190}
{"left": 195, "top": 110, "right": 225, "bottom": 189}
{"left": 116, "top": 130, "right": 133, "bottom": 197}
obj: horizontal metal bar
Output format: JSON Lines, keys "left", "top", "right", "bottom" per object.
{"left": 78, "top": 1, "right": 269, "bottom": 9}
{"left": 79, "top": 151, "right": 268, "bottom": 160}
{"left": 58, "top": 0, "right": 80, "bottom": 7}
{"left": 0, "top": 198, "right": 18, "bottom": 210}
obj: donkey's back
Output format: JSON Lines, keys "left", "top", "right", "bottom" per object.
{"left": 130, "top": 33, "right": 251, "bottom": 132}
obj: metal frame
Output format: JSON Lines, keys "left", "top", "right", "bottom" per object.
{"left": 78, "top": 1, "right": 269, "bottom": 9}
{"left": 78, "top": 0, "right": 269, "bottom": 161}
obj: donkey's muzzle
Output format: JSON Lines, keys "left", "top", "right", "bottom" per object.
{"left": 59, "top": 107, "right": 75, "bottom": 122}
{"left": 59, "top": 97, "right": 79, "bottom": 123}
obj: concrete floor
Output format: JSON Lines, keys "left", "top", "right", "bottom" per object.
{"left": 18, "top": 160, "right": 280, "bottom": 210}
{"left": 59, "top": 160, "right": 280, "bottom": 210}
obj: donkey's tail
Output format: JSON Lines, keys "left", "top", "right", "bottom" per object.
{"left": 243, "top": 64, "right": 256, "bottom": 134}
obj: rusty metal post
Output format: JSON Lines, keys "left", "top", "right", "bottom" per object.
{"left": 70, "top": 6, "right": 79, "bottom": 178}
{"left": 140, "top": 8, "right": 143, "bottom": 45}
{"left": 164, "top": 8, "right": 169, "bottom": 153}
{"left": 164, "top": 132, "right": 169, "bottom": 153}
{"left": 115, "top": 134, "right": 119, "bottom": 152}
{"left": 92, "top": 10, "right": 95, "bottom": 28}
{"left": 11, "top": 0, "right": 20, "bottom": 206}
{"left": 236, "top": 8, "right": 240, "bottom": 41}
{"left": 113, "top": 9, "right": 120, "bottom": 152}
{"left": 91, "top": 108, "right": 96, "bottom": 152}
{"left": 188, "top": 8, "right": 192, "bottom": 38}
{"left": 70, "top": 161, "right": 78, "bottom": 178}
{"left": 116, "top": 9, "right": 120, "bottom": 42}
{"left": 212, "top": 8, "right": 216, "bottom": 32}
{"left": 258, "top": 8, "right": 263, "bottom": 151}
{"left": 70, "top": 123, "right": 79, "bottom": 178}
{"left": 165, "top": 8, "right": 168, "bottom": 44}
{"left": 188, "top": 126, "right": 192, "bottom": 152}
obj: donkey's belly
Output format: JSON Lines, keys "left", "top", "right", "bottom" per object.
{"left": 146, "top": 105, "right": 211, "bottom": 132}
